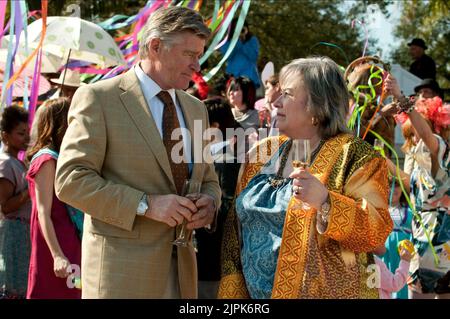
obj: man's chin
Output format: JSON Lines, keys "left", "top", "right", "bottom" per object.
{"left": 176, "top": 82, "right": 191, "bottom": 91}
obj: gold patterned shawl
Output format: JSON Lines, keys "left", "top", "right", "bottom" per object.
{"left": 218, "top": 133, "right": 393, "bottom": 299}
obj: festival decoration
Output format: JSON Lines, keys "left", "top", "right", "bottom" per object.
{"left": 370, "top": 129, "right": 440, "bottom": 266}
{"left": 344, "top": 55, "right": 391, "bottom": 139}
{"left": 398, "top": 239, "right": 415, "bottom": 256}
{"left": 22, "top": 16, "right": 125, "bottom": 68}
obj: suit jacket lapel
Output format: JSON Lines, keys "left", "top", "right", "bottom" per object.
{"left": 119, "top": 69, "right": 174, "bottom": 188}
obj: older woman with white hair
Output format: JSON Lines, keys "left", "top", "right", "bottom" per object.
{"left": 218, "top": 56, "right": 393, "bottom": 299}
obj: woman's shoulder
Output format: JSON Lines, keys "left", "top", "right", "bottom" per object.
{"left": 0, "top": 153, "right": 26, "bottom": 174}
{"left": 334, "top": 133, "right": 379, "bottom": 158}
{"left": 325, "top": 133, "right": 383, "bottom": 176}
{"left": 28, "top": 149, "right": 58, "bottom": 178}
{"left": 0, "top": 153, "right": 16, "bottom": 180}
{"left": 0, "top": 152, "right": 13, "bottom": 169}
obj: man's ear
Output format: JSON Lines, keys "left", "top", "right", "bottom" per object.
{"left": 148, "top": 38, "right": 162, "bottom": 57}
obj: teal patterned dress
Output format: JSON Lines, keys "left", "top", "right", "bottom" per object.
{"left": 382, "top": 203, "right": 413, "bottom": 299}
{"left": 235, "top": 141, "right": 292, "bottom": 299}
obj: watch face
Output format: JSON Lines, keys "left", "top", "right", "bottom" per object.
{"left": 137, "top": 199, "right": 148, "bottom": 215}
{"left": 321, "top": 202, "right": 331, "bottom": 213}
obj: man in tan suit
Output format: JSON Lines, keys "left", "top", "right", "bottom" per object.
{"left": 55, "top": 7, "right": 221, "bottom": 298}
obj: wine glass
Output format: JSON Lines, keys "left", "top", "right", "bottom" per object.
{"left": 172, "top": 179, "right": 202, "bottom": 247}
{"left": 374, "top": 139, "right": 385, "bottom": 156}
{"left": 291, "top": 139, "right": 311, "bottom": 210}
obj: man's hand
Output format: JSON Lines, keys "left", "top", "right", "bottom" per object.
{"left": 145, "top": 194, "right": 197, "bottom": 227}
{"left": 186, "top": 194, "right": 216, "bottom": 230}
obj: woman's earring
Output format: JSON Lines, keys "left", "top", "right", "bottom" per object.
{"left": 312, "top": 117, "right": 319, "bottom": 126}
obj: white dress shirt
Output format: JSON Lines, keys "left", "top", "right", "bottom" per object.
{"left": 134, "top": 64, "right": 192, "bottom": 170}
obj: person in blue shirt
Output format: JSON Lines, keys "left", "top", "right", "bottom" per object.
{"left": 219, "top": 19, "right": 261, "bottom": 88}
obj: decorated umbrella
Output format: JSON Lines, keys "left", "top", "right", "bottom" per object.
{"left": 0, "top": 61, "right": 51, "bottom": 97}
{"left": 1, "top": 35, "right": 63, "bottom": 73}
{"left": 21, "top": 16, "right": 125, "bottom": 68}
{"left": 0, "top": 49, "right": 62, "bottom": 73}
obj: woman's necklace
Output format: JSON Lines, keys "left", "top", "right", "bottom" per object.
{"left": 268, "top": 138, "right": 325, "bottom": 188}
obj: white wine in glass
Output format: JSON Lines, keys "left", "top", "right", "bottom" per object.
{"left": 292, "top": 139, "right": 311, "bottom": 169}
{"left": 172, "top": 179, "right": 202, "bottom": 247}
{"left": 292, "top": 139, "right": 311, "bottom": 209}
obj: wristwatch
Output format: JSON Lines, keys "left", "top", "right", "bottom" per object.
{"left": 136, "top": 194, "right": 149, "bottom": 216}
{"left": 318, "top": 195, "right": 331, "bottom": 223}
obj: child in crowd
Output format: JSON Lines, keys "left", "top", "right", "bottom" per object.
{"left": 382, "top": 177, "right": 413, "bottom": 299}
{"left": 373, "top": 243, "right": 414, "bottom": 299}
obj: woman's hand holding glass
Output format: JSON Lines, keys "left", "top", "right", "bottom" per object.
{"left": 289, "top": 168, "right": 329, "bottom": 211}
{"left": 290, "top": 139, "right": 328, "bottom": 210}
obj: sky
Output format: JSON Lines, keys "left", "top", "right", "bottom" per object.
{"left": 364, "top": 1, "right": 402, "bottom": 59}
{"left": 341, "top": 0, "right": 403, "bottom": 60}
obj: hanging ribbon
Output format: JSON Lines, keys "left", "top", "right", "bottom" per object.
{"left": 5, "top": 0, "right": 48, "bottom": 93}
{"left": 361, "top": 67, "right": 390, "bottom": 140}
{"left": 26, "top": 0, "right": 48, "bottom": 129}
{"left": 210, "top": 0, "right": 221, "bottom": 28}
{"left": 369, "top": 130, "right": 440, "bottom": 266}
{"left": 89, "top": 0, "right": 234, "bottom": 84}
{"left": 347, "top": 65, "right": 383, "bottom": 131}
{"left": 0, "top": 9, "right": 40, "bottom": 42}
{"left": 310, "top": 42, "right": 349, "bottom": 66}
{"left": 351, "top": 19, "right": 369, "bottom": 57}
{"left": 20, "top": 0, "right": 30, "bottom": 110}
{"left": 28, "top": 46, "right": 42, "bottom": 125}
{"left": 98, "top": 0, "right": 156, "bottom": 31}
{"left": 0, "top": 0, "right": 8, "bottom": 45}
{"left": 209, "top": 0, "right": 234, "bottom": 34}
{"left": 131, "top": 1, "right": 164, "bottom": 47}
{"left": 203, "top": 0, "right": 250, "bottom": 82}
{"left": 199, "top": 0, "right": 239, "bottom": 66}
{"left": 1, "top": 0, "right": 16, "bottom": 105}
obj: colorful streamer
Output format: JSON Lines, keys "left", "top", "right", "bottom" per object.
{"left": 5, "top": 0, "right": 47, "bottom": 93}
{"left": 203, "top": 0, "right": 251, "bottom": 82}
{"left": 351, "top": 19, "right": 369, "bottom": 57}
{"left": 347, "top": 65, "right": 384, "bottom": 131}
{"left": 310, "top": 42, "right": 349, "bottom": 66}
{"left": 370, "top": 130, "right": 440, "bottom": 266}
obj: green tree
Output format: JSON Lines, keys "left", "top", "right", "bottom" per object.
{"left": 200, "top": 0, "right": 392, "bottom": 81}
{"left": 27, "top": 0, "right": 396, "bottom": 86}
{"left": 391, "top": 0, "right": 449, "bottom": 96}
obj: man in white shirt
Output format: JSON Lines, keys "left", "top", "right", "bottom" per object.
{"left": 55, "top": 6, "right": 220, "bottom": 298}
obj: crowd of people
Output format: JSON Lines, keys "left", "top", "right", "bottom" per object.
{"left": 0, "top": 6, "right": 448, "bottom": 299}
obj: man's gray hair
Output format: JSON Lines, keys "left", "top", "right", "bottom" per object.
{"left": 138, "top": 6, "right": 211, "bottom": 59}
{"left": 279, "top": 56, "right": 351, "bottom": 139}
